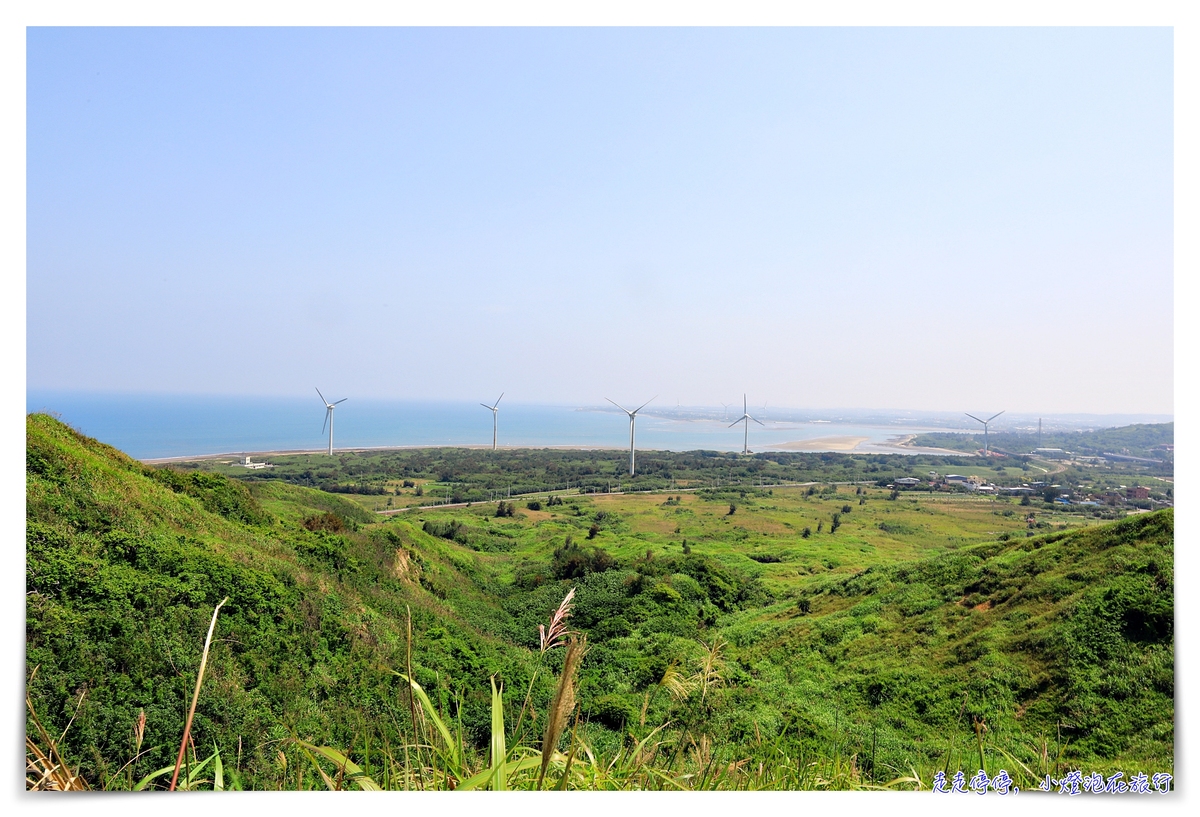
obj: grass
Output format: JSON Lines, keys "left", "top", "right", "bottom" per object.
{"left": 26, "top": 413, "right": 1173, "bottom": 790}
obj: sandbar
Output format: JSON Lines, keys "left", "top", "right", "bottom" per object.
{"left": 769, "top": 436, "right": 869, "bottom": 452}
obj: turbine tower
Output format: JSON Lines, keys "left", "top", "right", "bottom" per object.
{"left": 965, "top": 410, "right": 1005, "bottom": 457}
{"left": 606, "top": 396, "right": 655, "bottom": 476}
{"left": 730, "top": 394, "right": 765, "bottom": 454}
{"left": 316, "top": 388, "right": 347, "bottom": 456}
{"left": 480, "top": 393, "right": 504, "bottom": 450}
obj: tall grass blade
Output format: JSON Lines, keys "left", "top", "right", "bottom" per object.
{"left": 294, "top": 740, "right": 382, "bottom": 791}
{"left": 133, "top": 765, "right": 178, "bottom": 791}
{"left": 25, "top": 682, "right": 89, "bottom": 791}
{"left": 404, "top": 605, "right": 423, "bottom": 790}
{"left": 455, "top": 755, "right": 542, "bottom": 791}
{"left": 395, "top": 672, "right": 462, "bottom": 772}
{"left": 169, "top": 596, "right": 229, "bottom": 792}
{"left": 490, "top": 676, "right": 507, "bottom": 791}
{"left": 213, "top": 742, "right": 224, "bottom": 791}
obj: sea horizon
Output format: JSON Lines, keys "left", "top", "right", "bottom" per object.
{"left": 26, "top": 390, "right": 1173, "bottom": 462}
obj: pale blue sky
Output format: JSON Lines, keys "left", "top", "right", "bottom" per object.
{"left": 26, "top": 27, "right": 1173, "bottom": 414}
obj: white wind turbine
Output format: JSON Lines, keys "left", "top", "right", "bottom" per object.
{"left": 480, "top": 393, "right": 504, "bottom": 450}
{"left": 606, "top": 396, "right": 655, "bottom": 476}
{"left": 316, "top": 388, "right": 347, "bottom": 455}
{"left": 965, "top": 410, "right": 1005, "bottom": 457}
{"left": 729, "top": 394, "right": 764, "bottom": 455}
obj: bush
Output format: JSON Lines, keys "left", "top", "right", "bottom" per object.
{"left": 550, "top": 538, "right": 617, "bottom": 580}
{"left": 525, "top": 499, "right": 543, "bottom": 511}
{"left": 303, "top": 512, "right": 346, "bottom": 533}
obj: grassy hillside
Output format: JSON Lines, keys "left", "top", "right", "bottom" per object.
{"left": 26, "top": 413, "right": 543, "bottom": 789}
{"left": 26, "top": 413, "right": 1173, "bottom": 789}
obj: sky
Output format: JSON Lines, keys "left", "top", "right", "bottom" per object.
{"left": 26, "top": 26, "right": 1174, "bottom": 415}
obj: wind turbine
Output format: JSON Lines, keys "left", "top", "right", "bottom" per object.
{"left": 316, "top": 388, "right": 347, "bottom": 456}
{"left": 730, "top": 394, "right": 765, "bottom": 454}
{"left": 606, "top": 396, "right": 655, "bottom": 476}
{"left": 480, "top": 393, "right": 504, "bottom": 450}
{"left": 965, "top": 410, "right": 1005, "bottom": 457}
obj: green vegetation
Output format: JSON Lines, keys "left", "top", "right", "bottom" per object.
{"left": 195, "top": 446, "right": 994, "bottom": 508}
{"left": 26, "top": 414, "right": 1173, "bottom": 790}
{"left": 912, "top": 423, "right": 1174, "bottom": 466}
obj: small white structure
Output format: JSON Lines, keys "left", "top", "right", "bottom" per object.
{"left": 238, "top": 456, "right": 272, "bottom": 470}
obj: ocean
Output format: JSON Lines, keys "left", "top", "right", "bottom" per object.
{"left": 27, "top": 391, "right": 974, "bottom": 461}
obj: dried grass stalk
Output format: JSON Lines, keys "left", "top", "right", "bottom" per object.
{"left": 538, "top": 636, "right": 585, "bottom": 788}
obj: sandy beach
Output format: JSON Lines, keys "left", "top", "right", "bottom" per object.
{"left": 874, "top": 434, "right": 975, "bottom": 456}
{"left": 768, "top": 436, "right": 869, "bottom": 452}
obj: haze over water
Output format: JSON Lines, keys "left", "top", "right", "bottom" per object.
{"left": 26, "top": 392, "right": 1170, "bottom": 461}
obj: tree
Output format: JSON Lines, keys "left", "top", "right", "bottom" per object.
{"left": 830, "top": 512, "right": 841, "bottom": 534}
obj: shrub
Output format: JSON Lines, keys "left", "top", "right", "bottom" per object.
{"left": 551, "top": 538, "right": 617, "bottom": 580}
{"left": 303, "top": 512, "right": 346, "bottom": 533}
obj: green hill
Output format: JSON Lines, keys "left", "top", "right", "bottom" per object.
{"left": 911, "top": 422, "right": 1173, "bottom": 462}
{"left": 26, "top": 413, "right": 1173, "bottom": 789}
{"left": 740, "top": 509, "right": 1173, "bottom": 776}
{"left": 26, "top": 412, "right": 542, "bottom": 789}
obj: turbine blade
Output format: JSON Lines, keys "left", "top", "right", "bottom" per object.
{"left": 728, "top": 418, "right": 744, "bottom": 428}
{"left": 334, "top": 398, "right": 348, "bottom": 405}
{"left": 752, "top": 416, "right": 765, "bottom": 426}
{"left": 606, "top": 397, "right": 632, "bottom": 415}
{"left": 494, "top": 393, "right": 504, "bottom": 409}
{"left": 322, "top": 409, "right": 329, "bottom": 435}
{"left": 316, "top": 387, "right": 327, "bottom": 405}
{"left": 744, "top": 394, "right": 747, "bottom": 414}
{"left": 987, "top": 410, "right": 1005, "bottom": 423}
{"left": 481, "top": 403, "right": 493, "bottom": 410}
{"left": 632, "top": 396, "right": 657, "bottom": 415}
{"left": 964, "top": 413, "right": 985, "bottom": 425}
